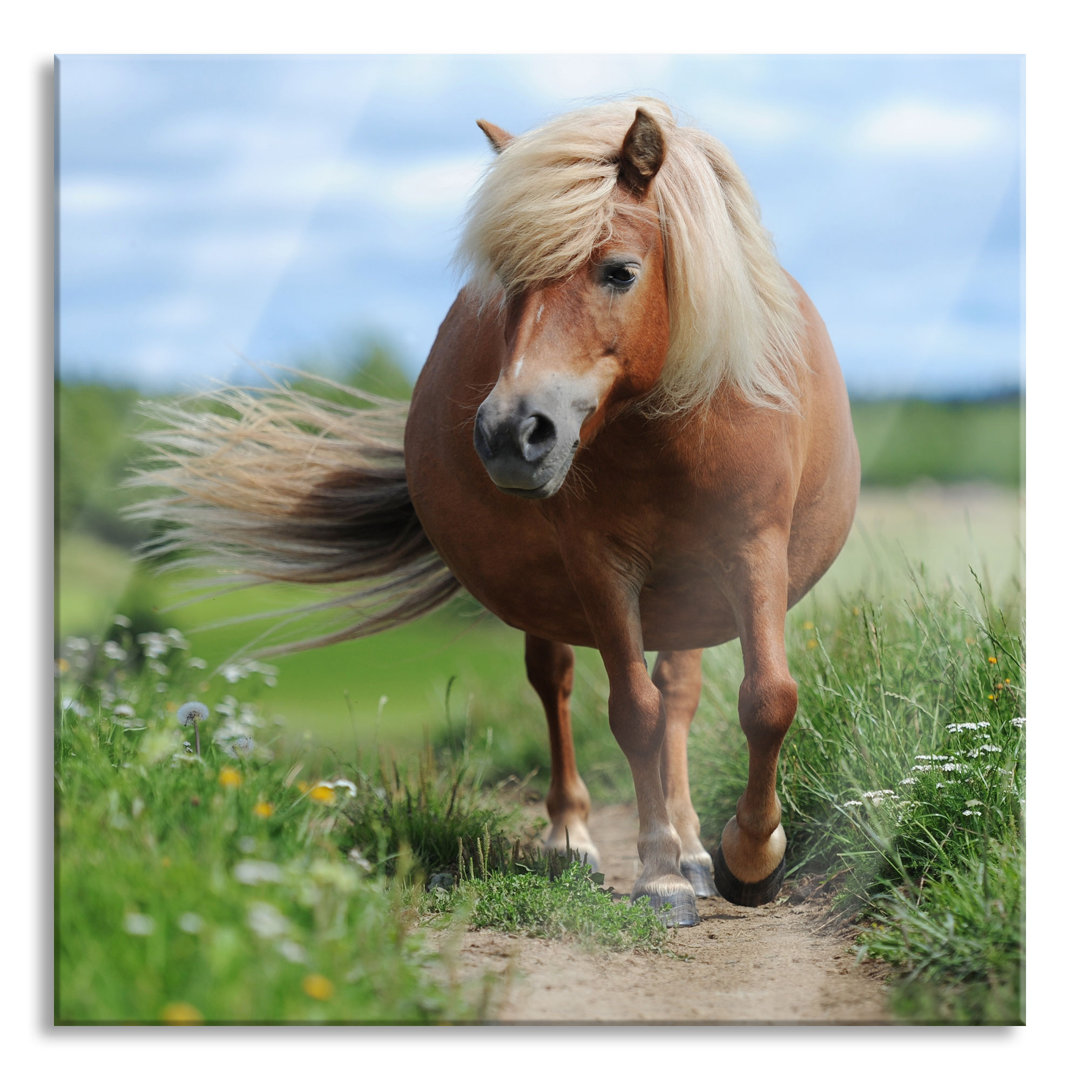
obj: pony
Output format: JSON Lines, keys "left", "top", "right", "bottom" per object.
{"left": 135, "top": 98, "right": 860, "bottom": 927}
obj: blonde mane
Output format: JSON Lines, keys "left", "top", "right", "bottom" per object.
{"left": 457, "top": 98, "right": 806, "bottom": 413}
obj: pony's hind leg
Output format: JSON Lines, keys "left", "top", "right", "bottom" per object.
{"left": 654, "top": 649, "right": 719, "bottom": 898}
{"left": 524, "top": 634, "right": 599, "bottom": 871}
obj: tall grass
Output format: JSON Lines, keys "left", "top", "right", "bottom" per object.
{"left": 54, "top": 623, "right": 501, "bottom": 1023}
{"left": 54, "top": 618, "right": 662, "bottom": 1023}
{"left": 691, "top": 573, "right": 1025, "bottom": 1023}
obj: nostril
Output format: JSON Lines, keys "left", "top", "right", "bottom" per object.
{"left": 519, "top": 413, "right": 557, "bottom": 463}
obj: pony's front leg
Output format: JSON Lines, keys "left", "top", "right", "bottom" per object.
{"left": 715, "top": 549, "right": 798, "bottom": 907}
{"left": 524, "top": 634, "right": 599, "bottom": 870}
{"left": 592, "top": 626, "right": 699, "bottom": 927}
{"left": 654, "top": 649, "right": 718, "bottom": 898}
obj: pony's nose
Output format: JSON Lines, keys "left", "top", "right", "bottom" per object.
{"left": 474, "top": 403, "right": 558, "bottom": 467}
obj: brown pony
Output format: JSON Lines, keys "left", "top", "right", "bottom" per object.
{"left": 137, "top": 99, "right": 860, "bottom": 927}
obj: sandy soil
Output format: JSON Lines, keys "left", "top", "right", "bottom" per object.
{"left": 439, "top": 803, "right": 894, "bottom": 1025}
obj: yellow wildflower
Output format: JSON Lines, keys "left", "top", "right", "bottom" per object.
{"left": 219, "top": 767, "right": 243, "bottom": 788}
{"left": 988, "top": 656, "right": 998, "bottom": 664}
{"left": 160, "top": 1002, "right": 203, "bottom": 1025}
{"left": 302, "top": 973, "right": 334, "bottom": 1001}
{"left": 309, "top": 784, "right": 335, "bottom": 804}
{"left": 254, "top": 801, "right": 273, "bottom": 818}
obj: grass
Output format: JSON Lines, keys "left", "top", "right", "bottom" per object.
{"left": 54, "top": 622, "right": 664, "bottom": 1023}
{"left": 688, "top": 573, "right": 1025, "bottom": 1023}
{"left": 56, "top": 562, "right": 1024, "bottom": 1024}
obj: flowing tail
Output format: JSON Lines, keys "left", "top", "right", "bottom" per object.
{"left": 128, "top": 375, "right": 461, "bottom": 654}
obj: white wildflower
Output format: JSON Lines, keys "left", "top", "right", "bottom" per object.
{"left": 178, "top": 912, "right": 204, "bottom": 934}
{"left": 247, "top": 902, "right": 292, "bottom": 939}
{"left": 221, "top": 663, "right": 246, "bottom": 684}
{"left": 233, "top": 860, "right": 284, "bottom": 885}
{"left": 347, "top": 848, "right": 372, "bottom": 872}
{"left": 137, "top": 633, "right": 170, "bottom": 659}
{"left": 861, "top": 790, "right": 897, "bottom": 806}
{"left": 123, "top": 912, "right": 155, "bottom": 936}
{"left": 277, "top": 940, "right": 308, "bottom": 965}
{"left": 330, "top": 779, "right": 358, "bottom": 798}
{"left": 1011, "top": 717, "right": 1026, "bottom": 727}
{"left": 102, "top": 641, "right": 127, "bottom": 662}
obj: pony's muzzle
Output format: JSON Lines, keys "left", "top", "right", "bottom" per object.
{"left": 473, "top": 393, "right": 584, "bottom": 498}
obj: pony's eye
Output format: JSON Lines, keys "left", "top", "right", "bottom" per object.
{"left": 602, "top": 263, "right": 639, "bottom": 291}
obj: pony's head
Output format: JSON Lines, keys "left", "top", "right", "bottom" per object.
{"left": 458, "top": 98, "right": 804, "bottom": 499}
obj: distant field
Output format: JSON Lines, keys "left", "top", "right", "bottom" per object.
{"left": 56, "top": 483, "right": 1024, "bottom": 755}
{"left": 851, "top": 396, "right": 1023, "bottom": 488}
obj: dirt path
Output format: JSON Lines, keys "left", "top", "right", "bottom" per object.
{"left": 445, "top": 804, "right": 893, "bottom": 1024}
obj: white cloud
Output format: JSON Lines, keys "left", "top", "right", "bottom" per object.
{"left": 183, "top": 229, "right": 305, "bottom": 280}
{"left": 60, "top": 176, "right": 154, "bottom": 215}
{"left": 511, "top": 55, "right": 675, "bottom": 107}
{"left": 852, "top": 99, "right": 1005, "bottom": 157}
{"left": 688, "top": 97, "right": 807, "bottom": 147}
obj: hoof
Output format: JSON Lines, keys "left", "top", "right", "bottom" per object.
{"left": 638, "top": 890, "right": 700, "bottom": 928}
{"left": 680, "top": 860, "right": 720, "bottom": 899}
{"left": 713, "top": 844, "right": 785, "bottom": 907}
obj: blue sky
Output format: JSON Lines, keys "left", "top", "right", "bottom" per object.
{"left": 56, "top": 54, "right": 1024, "bottom": 398}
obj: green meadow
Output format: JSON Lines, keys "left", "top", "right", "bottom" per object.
{"left": 55, "top": 374, "right": 1024, "bottom": 1024}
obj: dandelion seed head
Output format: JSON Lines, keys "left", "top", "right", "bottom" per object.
{"left": 177, "top": 701, "right": 209, "bottom": 727}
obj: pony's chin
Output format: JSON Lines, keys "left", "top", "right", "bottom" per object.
{"left": 494, "top": 476, "right": 564, "bottom": 500}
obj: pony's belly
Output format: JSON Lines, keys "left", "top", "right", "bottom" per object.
{"left": 429, "top": 527, "right": 740, "bottom": 652}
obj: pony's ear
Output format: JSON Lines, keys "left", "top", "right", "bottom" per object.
{"left": 477, "top": 119, "right": 514, "bottom": 154}
{"left": 619, "top": 108, "right": 666, "bottom": 196}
